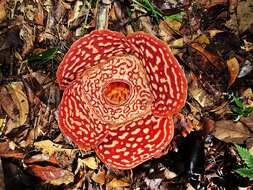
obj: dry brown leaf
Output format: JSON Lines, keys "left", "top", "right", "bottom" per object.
{"left": 226, "top": 57, "right": 240, "bottom": 86}
{"left": 0, "top": 141, "right": 24, "bottom": 158}
{"left": 189, "top": 80, "right": 214, "bottom": 107}
{"left": 240, "top": 112, "right": 253, "bottom": 131}
{"left": 212, "top": 120, "right": 251, "bottom": 144}
{"left": 190, "top": 42, "right": 224, "bottom": 70}
{"left": 241, "top": 88, "right": 253, "bottom": 99}
{"left": 24, "top": 154, "right": 59, "bottom": 165}
{"left": 79, "top": 157, "right": 98, "bottom": 170}
{"left": 20, "top": 24, "right": 35, "bottom": 57}
{"left": 91, "top": 170, "right": 106, "bottom": 185}
{"left": 0, "top": 0, "right": 7, "bottom": 22}
{"left": 34, "top": 140, "right": 77, "bottom": 157}
{"left": 106, "top": 177, "right": 130, "bottom": 189}
{"left": 34, "top": 2, "right": 44, "bottom": 25}
{"left": 29, "top": 165, "right": 74, "bottom": 185}
{"left": 0, "top": 86, "right": 19, "bottom": 121}
{"left": 194, "top": 0, "right": 227, "bottom": 9}
{"left": 246, "top": 137, "right": 253, "bottom": 155}
{"left": 6, "top": 82, "right": 29, "bottom": 127}
{"left": 164, "top": 168, "right": 177, "bottom": 179}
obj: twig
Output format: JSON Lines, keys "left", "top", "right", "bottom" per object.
{"left": 96, "top": 0, "right": 112, "bottom": 29}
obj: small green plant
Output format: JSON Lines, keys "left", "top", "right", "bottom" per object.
{"left": 132, "top": 0, "right": 163, "bottom": 22}
{"left": 229, "top": 96, "right": 253, "bottom": 121}
{"left": 164, "top": 11, "right": 185, "bottom": 22}
{"left": 235, "top": 145, "right": 253, "bottom": 180}
{"left": 27, "top": 47, "right": 59, "bottom": 64}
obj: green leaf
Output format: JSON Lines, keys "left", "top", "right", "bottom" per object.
{"left": 28, "top": 48, "right": 59, "bottom": 64}
{"left": 244, "top": 107, "right": 253, "bottom": 114}
{"left": 233, "top": 97, "right": 244, "bottom": 108}
{"left": 232, "top": 107, "right": 243, "bottom": 115}
{"left": 235, "top": 168, "right": 253, "bottom": 180}
{"left": 235, "top": 145, "right": 253, "bottom": 168}
{"left": 164, "top": 12, "right": 185, "bottom": 22}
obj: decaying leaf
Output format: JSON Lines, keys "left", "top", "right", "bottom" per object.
{"left": 241, "top": 112, "right": 253, "bottom": 131}
{"left": 34, "top": 140, "right": 76, "bottom": 157}
{"left": 79, "top": 157, "right": 98, "bottom": 170}
{"left": 6, "top": 82, "right": 29, "bottom": 126}
{"left": 189, "top": 80, "right": 214, "bottom": 107}
{"left": 0, "top": 0, "right": 7, "bottom": 22}
{"left": 106, "top": 177, "right": 130, "bottom": 189}
{"left": 91, "top": 170, "right": 106, "bottom": 185}
{"left": 144, "top": 178, "right": 163, "bottom": 190}
{"left": 164, "top": 168, "right": 177, "bottom": 179}
{"left": 226, "top": 57, "right": 240, "bottom": 86}
{"left": 0, "top": 140, "right": 24, "bottom": 158}
{"left": 212, "top": 120, "right": 251, "bottom": 144}
{"left": 238, "top": 60, "right": 253, "bottom": 78}
{"left": 0, "top": 86, "right": 19, "bottom": 121}
{"left": 0, "top": 82, "right": 29, "bottom": 131}
{"left": 190, "top": 42, "right": 225, "bottom": 71}
{"left": 20, "top": 24, "right": 35, "bottom": 57}
{"left": 29, "top": 165, "right": 74, "bottom": 185}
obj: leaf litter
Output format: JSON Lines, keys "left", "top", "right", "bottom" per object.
{"left": 0, "top": 0, "right": 253, "bottom": 189}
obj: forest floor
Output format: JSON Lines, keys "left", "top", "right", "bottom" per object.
{"left": 0, "top": 0, "right": 253, "bottom": 189}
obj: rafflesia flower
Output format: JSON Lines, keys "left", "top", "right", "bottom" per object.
{"left": 56, "top": 30, "right": 187, "bottom": 169}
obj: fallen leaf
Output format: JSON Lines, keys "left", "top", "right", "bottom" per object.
{"left": 34, "top": 2, "right": 44, "bottom": 26}
{"left": 190, "top": 42, "right": 224, "bottom": 71}
{"left": 238, "top": 60, "right": 253, "bottom": 78}
{"left": 91, "top": 170, "right": 106, "bottom": 185}
{"left": 240, "top": 112, "right": 253, "bottom": 131}
{"left": 29, "top": 165, "right": 74, "bottom": 185}
{"left": 0, "top": 86, "right": 19, "bottom": 121}
{"left": 212, "top": 120, "right": 251, "bottom": 144}
{"left": 79, "top": 157, "right": 98, "bottom": 170}
{"left": 189, "top": 80, "right": 214, "bottom": 107}
{"left": 0, "top": 0, "right": 7, "bottom": 22}
{"left": 164, "top": 168, "right": 177, "bottom": 179}
{"left": 241, "top": 88, "right": 253, "bottom": 99}
{"left": 0, "top": 140, "right": 24, "bottom": 158}
{"left": 6, "top": 82, "right": 29, "bottom": 127}
{"left": 246, "top": 137, "right": 253, "bottom": 155}
{"left": 20, "top": 24, "right": 35, "bottom": 57}
{"left": 34, "top": 140, "right": 76, "bottom": 157}
{"left": 106, "top": 177, "right": 130, "bottom": 188}
{"left": 226, "top": 57, "right": 240, "bottom": 86}
{"left": 144, "top": 178, "right": 163, "bottom": 190}
{"left": 24, "top": 154, "right": 59, "bottom": 165}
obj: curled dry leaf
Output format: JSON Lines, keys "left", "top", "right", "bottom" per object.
{"left": 24, "top": 154, "right": 59, "bottom": 165}
{"left": 164, "top": 168, "right": 177, "bottom": 179}
{"left": 0, "top": 82, "right": 29, "bottom": 130}
{"left": 20, "top": 24, "right": 34, "bottom": 57}
{"left": 190, "top": 42, "right": 224, "bottom": 71}
{"left": 6, "top": 82, "right": 29, "bottom": 126}
{"left": 226, "top": 57, "right": 240, "bottom": 86}
{"left": 0, "top": 0, "right": 7, "bottom": 22}
{"left": 240, "top": 112, "right": 253, "bottom": 131}
{"left": 79, "top": 157, "right": 98, "bottom": 170}
{"left": 0, "top": 86, "right": 18, "bottom": 121}
{"left": 91, "top": 169, "right": 106, "bottom": 185}
{"left": 212, "top": 120, "right": 251, "bottom": 144}
{"left": 189, "top": 80, "right": 214, "bottom": 107}
{"left": 0, "top": 140, "right": 24, "bottom": 158}
{"left": 34, "top": 140, "right": 76, "bottom": 157}
{"left": 106, "top": 177, "right": 130, "bottom": 189}
{"left": 29, "top": 165, "right": 74, "bottom": 185}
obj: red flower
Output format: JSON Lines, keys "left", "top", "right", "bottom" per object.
{"left": 57, "top": 30, "right": 187, "bottom": 169}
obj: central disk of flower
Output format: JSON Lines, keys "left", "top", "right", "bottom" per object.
{"left": 80, "top": 55, "right": 154, "bottom": 128}
{"left": 103, "top": 81, "right": 131, "bottom": 105}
